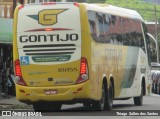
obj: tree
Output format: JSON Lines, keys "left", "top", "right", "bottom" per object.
{"left": 64, "top": 0, "right": 87, "bottom": 2}
{"left": 87, "top": 0, "right": 105, "bottom": 3}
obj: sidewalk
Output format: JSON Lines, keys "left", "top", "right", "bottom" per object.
{"left": 0, "top": 93, "right": 32, "bottom": 110}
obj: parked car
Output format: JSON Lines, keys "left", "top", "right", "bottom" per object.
{"left": 151, "top": 62, "right": 160, "bottom": 94}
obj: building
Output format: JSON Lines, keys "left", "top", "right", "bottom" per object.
{"left": 146, "top": 22, "right": 160, "bottom": 38}
{"left": 0, "top": 0, "right": 13, "bottom": 18}
{"left": 0, "top": 0, "right": 14, "bottom": 97}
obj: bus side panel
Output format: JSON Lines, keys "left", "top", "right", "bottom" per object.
{"left": 79, "top": 4, "right": 92, "bottom": 99}
{"left": 13, "top": 7, "right": 19, "bottom": 66}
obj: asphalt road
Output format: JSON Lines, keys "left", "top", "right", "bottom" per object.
{"left": 40, "top": 94, "right": 160, "bottom": 116}
{"left": 1, "top": 94, "right": 160, "bottom": 118}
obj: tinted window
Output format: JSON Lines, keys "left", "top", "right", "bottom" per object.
{"left": 87, "top": 10, "right": 146, "bottom": 53}
{"left": 88, "top": 11, "right": 98, "bottom": 41}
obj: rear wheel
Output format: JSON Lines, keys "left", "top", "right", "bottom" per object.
{"left": 105, "top": 82, "right": 113, "bottom": 111}
{"left": 92, "top": 82, "right": 106, "bottom": 111}
{"left": 134, "top": 85, "right": 143, "bottom": 106}
{"left": 92, "top": 81, "right": 113, "bottom": 111}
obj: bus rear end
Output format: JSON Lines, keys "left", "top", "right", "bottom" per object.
{"left": 13, "top": 2, "right": 90, "bottom": 110}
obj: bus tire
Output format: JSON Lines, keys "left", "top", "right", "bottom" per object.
{"left": 92, "top": 82, "right": 106, "bottom": 111}
{"left": 105, "top": 82, "right": 113, "bottom": 111}
{"left": 134, "top": 85, "right": 143, "bottom": 106}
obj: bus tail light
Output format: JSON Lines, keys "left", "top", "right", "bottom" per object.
{"left": 15, "top": 60, "right": 27, "bottom": 86}
{"left": 76, "top": 57, "right": 89, "bottom": 84}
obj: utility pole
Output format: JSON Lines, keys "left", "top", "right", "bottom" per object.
{"left": 154, "top": 5, "right": 159, "bottom": 63}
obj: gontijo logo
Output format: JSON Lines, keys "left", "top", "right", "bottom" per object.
{"left": 28, "top": 9, "right": 67, "bottom": 26}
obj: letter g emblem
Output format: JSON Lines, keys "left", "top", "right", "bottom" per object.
{"left": 38, "top": 9, "right": 67, "bottom": 26}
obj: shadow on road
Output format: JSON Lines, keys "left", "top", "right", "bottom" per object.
{"left": 41, "top": 104, "right": 135, "bottom": 116}
{"left": 113, "top": 104, "right": 135, "bottom": 110}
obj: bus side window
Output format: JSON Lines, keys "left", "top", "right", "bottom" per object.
{"left": 146, "top": 34, "right": 151, "bottom": 65}
{"left": 96, "top": 12, "right": 105, "bottom": 42}
{"left": 88, "top": 11, "right": 98, "bottom": 42}
{"left": 123, "top": 34, "right": 129, "bottom": 46}
{"left": 121, "top": 18, "right": 129, "bottom": 46}
{"left": 135, "top": 21, "right": 146, "bottom": 53}
{"left": 139, "top": 36, "right": 145, "bottom": 52}
{"left": 130, "top": 20, "right": 138, "bottom": 47}
{"left": 104, "top": 14, "right": 110, "bottom": 43}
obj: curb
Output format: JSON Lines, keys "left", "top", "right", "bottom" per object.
{"left": 150, "top": 93, "right": 160, "bottom": 97}
{"left": 0, "top": 103, "right": 13, "bottom": 105}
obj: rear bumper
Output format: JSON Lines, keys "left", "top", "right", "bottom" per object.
{"left": 16, "top": 80, "right": 91, "bottom": 104}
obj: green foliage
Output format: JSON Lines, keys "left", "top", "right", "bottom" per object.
{"left": 105, "top": 0, "right": 160, "bottom": 22}
{"left": 87, "top": 0, "right": 105, "bottom": 3}
{"left": 85, "top": 0, "right": 160, "bottom": 22}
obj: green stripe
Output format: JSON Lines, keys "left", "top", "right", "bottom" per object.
{"left": 121, "top": 47, "right": 139, "bottom": 88}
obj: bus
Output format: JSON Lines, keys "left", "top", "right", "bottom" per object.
{"left": 13, "top": 2, "right": 151, "bottom": 111}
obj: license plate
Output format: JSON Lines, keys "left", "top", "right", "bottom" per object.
{"left": 44, "top": 89, "right": 57, "bottom": 95}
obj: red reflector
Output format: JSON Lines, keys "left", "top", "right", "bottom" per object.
{"left": 74, "top": 2, "right": 79, "bottom": 7}
{"left": 77, "top": 87, "right": 83, "bottom": 92}
{"left": 20, "top": 89, "right": 25, "bottom": 93}
{"left": 73, "top": 92, "right": 77, "bottom": 94}
{"left": 42, "top": 2, "right": 56, "bottom": 5}
{"left": 15, "top": 60, "right": 22, "bottom": 76}
{"left": 18, "top": 5, "right": 24, "bottom": 10}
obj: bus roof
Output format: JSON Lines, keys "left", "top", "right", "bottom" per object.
{"left": 84, "top": 3, "right": 143, "bottom": 21}
{"left": 22, "top": 2, "right": 143, "bottom": 21}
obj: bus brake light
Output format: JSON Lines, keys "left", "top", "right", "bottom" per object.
{"left": 81, "top": 60, "right": 87, "bottom": 74}
{"left": 76, "top": 57, "right": 89, "bottom": 84}
{"left": 15, "top": 60, "right": 27, "bottom": 86}
{"left": 15, "top": 60, "right": 22, "bottom": 76}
